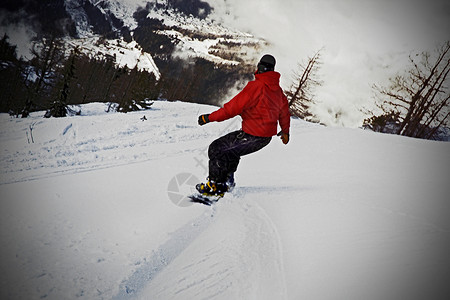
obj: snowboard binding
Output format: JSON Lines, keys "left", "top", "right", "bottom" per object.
{"left": 189, "top": 179, "right": 226, "bottom": 205}
{"left": 189, "top": 174, "right": 235, "bottom": 206}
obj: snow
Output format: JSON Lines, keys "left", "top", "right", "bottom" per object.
{"left": 163, "top": 30, "right": 240, "bottom": 65}
{"left": 100, "top": 0, "right": 149, "bottom": 31}
{"left": 1, "top": 101, "right": 449, "bottom": 299}
{"left": 149, "top": 7, "right": 263, "bottom": 66}
{"left": 66, "top": 38, "right": 161, "bottom": 80}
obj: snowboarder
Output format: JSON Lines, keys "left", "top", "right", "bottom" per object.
{"left": 195, "top": 54, "right": 290, "bottom": 200}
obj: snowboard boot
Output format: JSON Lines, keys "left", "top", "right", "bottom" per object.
{"left": 225, "top": 172, "right": 235, "bottom": 192}
{"left": 196, "top": 179, "right": 227, "bottom": 197}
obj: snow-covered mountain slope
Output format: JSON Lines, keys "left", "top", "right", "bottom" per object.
{"left": 2, "top": 0, "right": 264, "bottom": 71}
{"left": 64, "top": 0, "right": 147, "bottom": 35}
{"left": 141, "top": 2, "right": 264, "bottom": 65}
{"left": 66, "top": 37, "right": 161, "bottom": 79}
{"left": 0, "top": 101, "right": 449, "bottom": 299}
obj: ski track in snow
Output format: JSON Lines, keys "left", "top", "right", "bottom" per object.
{"left": 0, "top": 102, "right": 233, "bottom": 185}
{"left": 124, "top": 193, "right": 287, "bottom": 300}
{"left": 113, "top": 209, "right": 217, "bottom": 299}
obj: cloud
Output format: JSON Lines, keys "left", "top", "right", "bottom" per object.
{"left": 0, "top": 16, "right": 36, "bottom": 60}
{"left": 207, "top": 0, "right": 450, "bottom": 126}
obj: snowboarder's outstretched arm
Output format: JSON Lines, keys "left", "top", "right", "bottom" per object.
{"left": 211, "top": 83, "right": 259, "bottom": 122}
{"left": 197, "top": 82, "right": 258, "bottom": 125}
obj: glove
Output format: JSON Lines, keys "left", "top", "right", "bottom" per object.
{"left": 198, "top": 114, "right": 210, "bottom": 126}
{"left": 277, "top": 131, "right": 290, "bottom": 144}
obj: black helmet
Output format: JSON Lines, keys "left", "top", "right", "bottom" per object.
{"left": 257, "top": 54, "right": 276, "bottom": 73}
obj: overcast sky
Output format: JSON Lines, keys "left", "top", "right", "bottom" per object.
{"left": 207, "top": 0, "right": 450, "bottom": 126}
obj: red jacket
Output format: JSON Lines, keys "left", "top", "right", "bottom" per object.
{"left": 209, "top": 71, "right": 290, "bottom": 137}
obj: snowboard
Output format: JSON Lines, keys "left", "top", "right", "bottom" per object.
{"left": 189, "top": 180, "right": 234, "bottom": 206}
{"left": 188, "top": 193, "right": 224, "bottom": 206}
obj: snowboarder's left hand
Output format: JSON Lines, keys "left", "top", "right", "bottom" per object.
{"left": 198, "top": 114, "right": 210, "bottom": 126}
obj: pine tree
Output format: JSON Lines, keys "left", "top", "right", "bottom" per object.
{"left": 0, "top": 34, "right": 28, "bottom": 115}
{"left": 22, "top": 35, "right": 65, "bottom": 117}
{"left": 45, "top": 47, "right": 78, "bottom": 118}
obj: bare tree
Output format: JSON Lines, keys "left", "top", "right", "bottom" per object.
{"left": 367, "top": 41, "right": 450, "bottom": 140}
{"left": 286, "top": 49, "right": 323, "bottom": 121}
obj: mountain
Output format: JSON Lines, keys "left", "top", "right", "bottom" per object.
{"left": 0, "top": 0, "right": 267, "bottom": 116}
{"left": 1, "top": 101, "right": 448, "bottom": 299}
{"left": 1, "top": 0, "right": 265, "bottom": 75}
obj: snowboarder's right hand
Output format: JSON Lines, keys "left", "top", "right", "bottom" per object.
{"left": 277, "top": 131, "right": 290, "bottom": 144}
{"left": 198, "top": 114, "right": 210, "bottom": 126}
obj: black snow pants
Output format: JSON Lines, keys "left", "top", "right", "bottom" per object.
{"left": 208, "top": 130, "right": 272, "bottom": 183}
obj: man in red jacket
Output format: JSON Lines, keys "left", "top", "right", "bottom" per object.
{"left": 196, "top": 54, "right": 290, "bottom": 197}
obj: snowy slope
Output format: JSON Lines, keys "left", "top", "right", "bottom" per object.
{"left": 65, "top": 37, "right": 161, "bottom": 79}
{"left": 1, "top": 101, "right": 449, "bottom": 300}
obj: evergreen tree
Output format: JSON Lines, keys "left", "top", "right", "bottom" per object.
{"left": 22, "top": 35, "right": 65, "bottom": 117}
{"left": 0, "top": 34, "right": 28, "bottom": 115}
{"left": 45, "top": 47, "right": 78, "bottom": 118}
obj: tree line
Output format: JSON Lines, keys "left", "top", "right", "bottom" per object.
{"left": 363, "top": 41, "right": 449, "bottom": 140}
{"left": 0, "top": 33, "right": 159, "bottom": 117}
{"left": 286, "top": 43, "right": 449, "bottom": 141}
{"left": 1, "top": 31, "right": 448, "bottom": 141}
{"left": 0, "top": 32, "right": 252, "bottom": 118}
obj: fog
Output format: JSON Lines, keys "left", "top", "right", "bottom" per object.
{"left": 207, "top": 0, "right": 450, "bottom": 126}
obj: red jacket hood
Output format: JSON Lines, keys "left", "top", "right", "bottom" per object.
{"left": 254, "top": 71, "right": 282, "bottom": 91}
